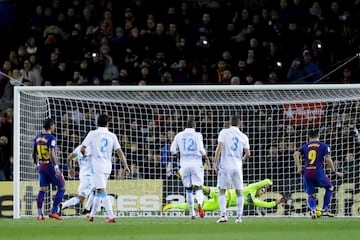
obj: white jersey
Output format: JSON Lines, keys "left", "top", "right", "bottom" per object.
{"left": 82, "top": 127, "right": 120, "bottom": 174}
{"left": 218, "top": 126, "right": 249, "bottom": 170}
{"left": 72, "top": 145, "right": 93, "bottom": 177}
{"left": 170, "top": 128, "right": 206, "bottom": 168}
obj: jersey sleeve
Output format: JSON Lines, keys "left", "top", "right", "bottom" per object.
{"left": 170, "top": 134, "right": 179, "bottom": 155}
{"left": 217, "top": 129, "right": 225, "bottom": 143}
{"left": 247, "top": 179, "right": 273, "bottom": 189}
{"left": 82, "top": 131, "right": 92, "bottom": 148}
{"left": 252, "top": 198, "right": 277, "bottom": 208}
{"left": 197, "top": 132, "right": 206, "bottom": 156}
{"left": 243, "top": 134, "right": 250, "bottom": 149}
{"left": 50, "top": 135, "right": 56, "bottom": 149}
{"left": 113, "top": 133, "right": 121, "bottom": 150}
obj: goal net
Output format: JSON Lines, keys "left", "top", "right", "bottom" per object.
{"left": 13, "top": 85, "right": 360, "bottom": 218}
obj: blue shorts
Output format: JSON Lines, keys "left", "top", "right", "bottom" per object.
{"left": 303, "top": 170, "right": 332, "bottom": 194}
{"left": 38, "top": 164, "right": 65, "bottom": 188}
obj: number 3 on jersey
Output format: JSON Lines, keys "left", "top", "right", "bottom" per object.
{"left": 231, "top": 137, "right": 239, "bottom": 151}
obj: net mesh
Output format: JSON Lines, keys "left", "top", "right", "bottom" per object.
{"left": 14, "top": 86, "right": 360, "bottom": 217}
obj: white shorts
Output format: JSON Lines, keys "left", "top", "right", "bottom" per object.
{"left": 217, "top": 168, "right": 243, "bottom": 190}
{"left": 78, "top": 175, "right": 96, "bottom": 197}
{"left": 180, "top": 166, "right": 204, "bottom": 188}
{"left": 93, "top": 172, "right": 110, "bottom": 190}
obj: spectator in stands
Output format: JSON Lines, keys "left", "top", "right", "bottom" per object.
{"left": 20, "top": 59, "right": 43, "bottom": 86}
{"left": 340, "top": 68, "right": 353, "bottom": 84}
{"left": 230, "top": 76, "right": 241, "bottom": 85}
{"left": 341, "top": 152, "right": 357, "bottom": 182}
{"left": 286, "top": 58, "right": 306, "bottom": 83}
{"left": 208, "top": 60, "right": 228, "bottom": 84}
{"left": 302, "top": 50, "right": 323, "bottom": 83}
{"left": 103, "top": 54, "right": 119, "bottom": 83}
{"left": 170, "top": 59, "right": 188, "bottom": 84}
{"left": 281, "top": 21, "right": 306, "bottom": 65}
{"left": 0, "top": 135, "right": 8, "bottom": 180}
{"left": 53, "top": 60, "right": 72, "bottom": 85}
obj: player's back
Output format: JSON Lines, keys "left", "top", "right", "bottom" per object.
{"left": 218, "top": 126, "right": 249, "bottom": 169}
{"left": 34, "top": 133, "right": 56, "bottom": 171}
{"left": 300, "top": 140, "right": 329, "bottom": 175}
{"left": 170, "top": 128, "right": 205, "bottom": 167}
{"left": 34, "top": 133, "right": 56, "bottom": 162}
{"left": 82, "top": 127, "right": 120, "bottom": 174}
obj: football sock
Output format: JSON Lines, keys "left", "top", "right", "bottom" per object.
{"left": 236, "top": 194, "right": 244, "bottom": 218}
{"left": 37, "top": 191, "right": 45, "bottom": 216}
{"left": 195, "top": 189, "right": 204, "bottom": 206}
{"left": 219, "top": 193, "right": 226, "bottom": 217}
{"left": 307, "top": 195, "right": 316, "bottom": 211}
{"left": 103, "top": 193, "right": 115, "bottom": 219}
{"left": 186, "top": 189, "right": 195, "bottom": 216}
{"left": 84, "top": 192, "right": 95, "bottom": 211}
{"left": 51, "top": 189, "right": 65, "bottom": 214}
{"left": 323, "top": 188, "right": 333, "bottom": 211}
{"left": 61, "top": 196, "right": 80, "bottom": 209}
{"left": 90, "top": 192, "right": 102, "bottom": 217}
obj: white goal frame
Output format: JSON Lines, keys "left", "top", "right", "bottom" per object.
{"left": 13, "top": 84, "right": 360, "bottom": 218}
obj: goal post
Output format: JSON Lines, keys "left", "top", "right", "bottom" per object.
{"left": 13, "top": 84, "right": 360, "bottom": 218}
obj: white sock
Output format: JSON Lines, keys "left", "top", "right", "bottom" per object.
{"left": 102, "top": 193, "right": 115, "bottom": 219}
{"left": 186, "top": 190, "right": 195, "bottom": 216}
{"left": 90, "top": 194, "right": 101, "bottom": 217}
{"left": 195, "top": 189, "right": 204, "bottom": 206}
{"left": 84, "top": 192, "right": 95, "bottom": 210}
{"left": 61, "top": 196, "right": 80, "bottom": 209}
{"left": 237, "top": 194, "right": 244, "bottom": 219}
{"left": 219, "top": 194, "right": 226, "bottom": 217}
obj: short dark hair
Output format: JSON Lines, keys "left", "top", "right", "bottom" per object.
{"left": 186, "top": 117, "right": 196, "bottom": 128}
{"left": 308, "top": 129, "right": 319, "bottom": 138}
{"left": 97, "top": 114, "right": 109, "bottom": 127}
{"left": 43, "top": 118, "right": 54, "bottom": 130}
{"left": 230, "top": 115, "right": 240, "bottom": 126}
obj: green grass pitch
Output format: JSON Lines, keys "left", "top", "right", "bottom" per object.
{"left": 0, "top": 217, "right": 359, "bottom": 240}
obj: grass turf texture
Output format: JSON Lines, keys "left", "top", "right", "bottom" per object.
{"left": 0, "top": 217, "right": 358, "bottom": 240}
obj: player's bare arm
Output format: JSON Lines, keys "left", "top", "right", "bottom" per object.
{"left": 213, "top": 142, "right": 223, "bottom": 173}
{"left": 294, "top": 151, "right": 303, "bottom": 174}
{"left": 325, "top": 155, "right": 343, "bottom": 177}
{"left": 243, "top": 148, "right": 251, "bottom": 161}
{"left": 117, "top": 148, "right": 130, "bottom": 174}
{"left": 80, "top": 145, "right": 86, "bottom": 155}
{"left": 66, "top": 152, "right": 77, "bottom": 179}
{"left": 203, "top": 155, "right": 211, "bottom": 169}
{"left": 32, "top": 150, "right": 37, "bottom": 165}
{"left": 32, "top": 150, "right": 38, "bottom": 171}
{"left": 50, "top": 148, "right": 60, "bottom": 176}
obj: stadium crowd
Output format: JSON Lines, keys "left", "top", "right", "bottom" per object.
{"left": 0, "top": 0, "right": 360, "bottom": 181}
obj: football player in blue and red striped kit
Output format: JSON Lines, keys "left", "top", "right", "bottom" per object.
{"left": 33, "top": 118, "right": 65, "bottom": 220}
{"left": 294, "top": 129, "right": 343, "bottom": 219}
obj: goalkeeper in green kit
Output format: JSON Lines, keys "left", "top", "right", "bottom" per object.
{"left": 163, "top": 179, "right": 286, "bottom": 212}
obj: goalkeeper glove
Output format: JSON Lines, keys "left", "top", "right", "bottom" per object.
{"left": 176, "top": 169, "right": 181, "bottom": 180}
{"left": 278, "top": 197, "right": 286, "bottom": 204}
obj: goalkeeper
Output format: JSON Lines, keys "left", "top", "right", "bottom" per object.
{"left": 163, "top": 179, "right": 285, "bottom": 212}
